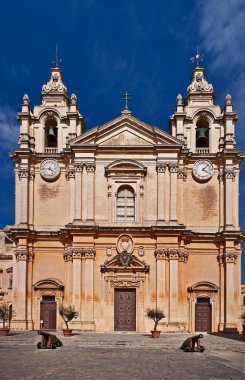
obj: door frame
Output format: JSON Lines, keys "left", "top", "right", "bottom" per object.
{"left": 114, "top": 288, "right": 136, "bottom": 331}
{"left": 40, "top": 299, "right": 57, "bottom": 330}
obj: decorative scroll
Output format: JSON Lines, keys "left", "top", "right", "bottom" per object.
{"left": 42, "top": 69, "right": 67, "bottom": 93}
{"left": 218, "top": 252, "right": 238, "bottom": 264}
{"left": 187, "top": 69, "right": 213, "bottom": 93}
{"left": 110, "top": 280, "right": 141, "bottom": 288}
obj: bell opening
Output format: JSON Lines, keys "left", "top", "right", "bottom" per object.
{"left": 196, "top": 118, "right": 209, "bottom": 148}
{"left": 45, "top": 118, "right": 58, "bottom": 148}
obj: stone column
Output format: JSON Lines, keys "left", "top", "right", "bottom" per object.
{"left": 63, "top": 249, "right": 73, "bottom": 304}
{"left": 11, "top": 249, "right": 28, "bottom": 329}
{"left": 219, "top": 252, "right": 238, "bottom": 331}
{"left": 72, "top": 249, "right": 82, "bottom": 326}
{"left": 168, "top": 249, "right": 180, "bottom": 324}
{"left": 74, "top": 164, "right": 83, "bottom": 222}
{"left": 66, "top": 166, "right": 75, "bottom": 223}
{"left": 156, "top": 162, "right": 167, "bottom": 223}
{"left": 82, "top": 248, "right": 96, "bottom": 331}
{"left": 224, "top": 168, "right": 236, "bottom": 229}
{"left": 86, "top": 162, "right": 96, "bottom": 223}
{"left": 15, "top": 168, "right": 21, "bottom": 225}
{"left": 26, "top": 251, "right": 35, "bottom": 330}
{"left": 155, "top": 249, "right": 167, "bottom": 314}
{"left": 169, "top": 163, "right": 178, "bottom": 222}
{"left": 29, "top": 169, "right": 35, "bottom": 226}
{"left": 19, "top": 168, "right": 29, "bottom": 226}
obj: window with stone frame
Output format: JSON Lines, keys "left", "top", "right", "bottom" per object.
{"left": 117, "top": 186, "right": 135, "bottom": 222}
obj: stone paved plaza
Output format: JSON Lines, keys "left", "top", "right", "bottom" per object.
{"left": 0, "top": 331, "right": 244, "bottom": 379}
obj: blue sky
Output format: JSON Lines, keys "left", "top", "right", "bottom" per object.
{"left": 0, "top": 0, "right": 244, "bottom": 279}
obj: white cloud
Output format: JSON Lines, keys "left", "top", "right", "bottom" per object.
{"left": 0, "top": 105, "right": 19, "bottom": 149}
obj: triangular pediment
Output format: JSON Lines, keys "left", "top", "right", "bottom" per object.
{"left": 100, "top": 254, "right": 150, "bottom": 273}
{"left": 70, "top": 113, "right": 183, "bottom": 147}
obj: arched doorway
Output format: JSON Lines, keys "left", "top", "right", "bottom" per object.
{"left": 188, "top": 281, "right": 219, "bottom": 332}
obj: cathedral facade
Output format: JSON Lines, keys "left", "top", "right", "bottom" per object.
{"left": 8, "top": 64, "right": 244, "bottom": 333}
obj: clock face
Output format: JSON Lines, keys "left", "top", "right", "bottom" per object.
{"left": 192, "top": 160, "right": 213, "bottom": 181}
{"left": 40, "top": 159, "right": 60, "bottom": 180}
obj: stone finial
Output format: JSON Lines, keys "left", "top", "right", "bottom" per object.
{"left": 225, "top": 94, "right": 232, "bottom": 105}
{"left": 71, "top": 93, "right": 77, "bottom": 105}
{"left": 176, "top": 94, "right": 182, "bottom": 105}
{"left": 23, "top": 94, "right": 30, "bottom": 105}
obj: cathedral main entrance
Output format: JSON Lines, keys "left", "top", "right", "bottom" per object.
{"left": 114, "top": 289, "right": 136, "bottom": 331}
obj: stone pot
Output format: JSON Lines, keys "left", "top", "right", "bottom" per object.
{"left": 0, "top": 328, "right": 10, "bottom": 336}
{"left": 151, "top": 330, "right": 161, "bottom": 338}
{"left": 63, "top": 329, "right": 73, "bottom": 337}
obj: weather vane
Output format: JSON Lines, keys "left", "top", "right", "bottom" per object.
{"left": 53, "top": 45, "right": 62, "bottom": 67}
{"left": 121, "top": 91, "right": 132, "bottom": 110}
{"left": 190, "top": 47, "right": 204, "bottom": 67}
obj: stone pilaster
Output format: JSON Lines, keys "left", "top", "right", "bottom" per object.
{"left": 74, "top": 164, "right": 83, "bottom": 222}
{"left": 18, "top": 168, "right": 29, "bottom": 226}
{"left": 63, "top": 249, "right": 73, "bottom": 304}
{"left": 82, "top": 248, "right": 96, "bottom": 330}
{"left": 86, "top": 162, "right": 95, "bottom": 223}
{"left": 12, "top": 249, "right": 29, "bottom": 329}
{"left": 155, "top": 249, "right": 167, "bottom": 315}
{"left": 71, "top": 249, "right": 82, "bottom": 322}
{"left": 156, "top": 162, "right": 167, "bottom": 223}
{"left": 218, "top": 252, "right": 238, "bottom": 331}
{"left": 169, "top": 163, "right": 178, "bottom": 222}
{"left": 66, "top": 166, "right": 75, "bottom": 223}
{"left": 224, "top": 168, "right": 236, "bottom": 229}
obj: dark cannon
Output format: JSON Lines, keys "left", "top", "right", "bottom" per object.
{"left": 37, "top": 331, "right": 63, "bottom": 349}
{"left": 181, "top": 334, "right": 205, "bottom": 352}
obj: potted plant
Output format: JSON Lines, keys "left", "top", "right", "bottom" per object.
{"left": 146, "top": 307, "right": 165, "bottom": 338}
{"left": 59, "top": 304, "right": 78, "bottom": 337}
{"left": 0, "top": 303, "right": 14, "bottom": 336}
{"left": 242, "top": 312, "right": 245, "bottom": 340}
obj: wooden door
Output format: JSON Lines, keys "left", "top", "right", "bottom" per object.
{"left": 40, "top": 301, "right": 57, "bottom": 330}
{"left": 195, "top": 299, "right": 211, "bottom": 332}
{"left": 114, "top": 289, "right": 136, "bottom": 331}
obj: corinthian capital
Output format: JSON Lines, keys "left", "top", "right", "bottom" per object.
{"left": 169, "top": 162, "right": 178, "bottom": 173}
{"left": 156, "top": 162, "right": 167, "bottom": 173}
{"left": 82, "top": 248, "right": 96, "bottom": 258}
{"left": 86, "top": 162, "right": 96, "bottom": 172}
{"left": 218, "top": 252, "right": 238, "bottom": 264}
{"left": 15, "top": 249, "right": 28, "bottom": 262}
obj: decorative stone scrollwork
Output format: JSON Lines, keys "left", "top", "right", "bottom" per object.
{"left": 65, "top": 167, "right": 75, "bottom": 180}
{"left": 74, "top": 164, "right": 83, "bottom": 172}
{"left": 177, "top": 168, "right": 187, "bottom": 181}
{"left": 18, "top": 169, "right": 29, "bottom": 179}
{"left": 156, "top": 162, "right": 167, "bottom": 173}
{"left": 110, "top": 280, "right": 141, "bottom": 288}
{"left": 225, "top": 133, "right": 236, "bottom": 144}
{"left": 18, "top": 133, "right": 30, "bottom": 144}
{"left": 224, "top": 169, "right": 236, "bottom": 181}
{"left": 42, "top": 69, "right": 67, "bottom": 93}
{"left": 155, "top": 248, "right": 188, "bottom": 262}
{"left": 29, "top": 169, "right": 35, "bottom": 180}
{"left": 218, "top": 252, "right": 238, "bottom": 264}
{"left": 64, "top": 247, "right": 96, "bottom": 261}
{"left": 86, "top": 162, "right": 96, "bottom": 172}
{"left": 169, "top": 162, "right": 178, "bottom": 173}
{"left": 83, "top": 248, "right": 96, "bottom": 259}
{"left": 187, "top": 70, "right": 213, "bottom": 93}
{"left": 15, "top": 249, "right": 28, "bottom": 262}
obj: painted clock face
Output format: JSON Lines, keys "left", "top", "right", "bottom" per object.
{"left": 40, "top": 159, "right": 60, "bottom": 180}
{"left": 192, "top": 160, "right": 213, "bottom": 181}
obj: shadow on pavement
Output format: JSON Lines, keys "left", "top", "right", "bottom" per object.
{"left": 208, "top": 332, "right": 244, "bottom": 341}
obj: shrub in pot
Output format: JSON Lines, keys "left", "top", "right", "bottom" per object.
{"left": 0, "top": 303, "right": 15, "bottom": 336}
{"left": 59, "top": 305, "right": 78, "bottom": 336}
{"left": 146, "top": 308, "right": 165, "bottom": 338}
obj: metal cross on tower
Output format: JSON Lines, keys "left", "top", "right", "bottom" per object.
{"left": 53, "top": 45, "right": 62, "bottom": 67}
{"left": 190, "top": 47, "right": 204, "bottom": 67}
{"left": 121, "top": 91, "right": 132, "bottom": 111}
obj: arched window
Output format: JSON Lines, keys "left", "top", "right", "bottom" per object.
{"left": 117, "top": 186, "right": 135, "bottom": 222}
{"left": 196, "top": 118, "right": 209, "bottom": 148}
{"left": 45, "top": 118, "right": 58, "bottom": 148}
